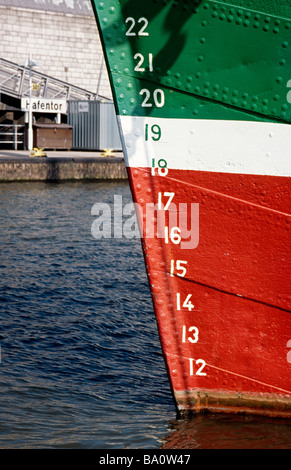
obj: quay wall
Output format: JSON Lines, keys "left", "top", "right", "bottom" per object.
{"left": 0, "top": 157, "right": 127, "bottom": 181}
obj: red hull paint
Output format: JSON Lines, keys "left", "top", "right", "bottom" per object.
{"left": 128, "top": 166, "right": 291, "bottom": 416}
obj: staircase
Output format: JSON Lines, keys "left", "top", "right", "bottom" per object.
{"left": 0, "top": 57, "right": 104, "bottom": 101}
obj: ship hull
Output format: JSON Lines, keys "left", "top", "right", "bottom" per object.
{"left": 90, "top": 0, "right": 291, "bottom": 417}
{"left": 126, "top": 165, "right": 290, "bottom": 417}
{"left": 122, "top": 115, "right": 291, "bottom": 417}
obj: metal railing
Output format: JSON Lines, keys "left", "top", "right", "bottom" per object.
{"left": 0, "top": 124, "right": 25, "bottom": 149}
{"left": 0, "top": 58, "right": 100, "bottom": 101}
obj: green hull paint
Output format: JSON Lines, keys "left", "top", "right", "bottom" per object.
{"left": 91, "top": 0, "right": 291, "bottom": 123}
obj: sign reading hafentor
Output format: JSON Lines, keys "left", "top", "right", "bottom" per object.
{"left": 21, "top": 98, "right": 67, "bottom": 114}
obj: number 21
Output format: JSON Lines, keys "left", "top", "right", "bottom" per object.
{"left": 134, "top": 53, "right": 153, "bottom": 72}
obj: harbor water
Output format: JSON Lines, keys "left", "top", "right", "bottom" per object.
{"left": 0, "top": 181, "right": 290, "bottom": 449}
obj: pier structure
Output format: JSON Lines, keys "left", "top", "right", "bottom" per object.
{"left": 0, "top": 0, "right": 121, "bottom": 156}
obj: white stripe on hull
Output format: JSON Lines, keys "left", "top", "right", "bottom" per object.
{"left": 118, "top": 116, "right": 291, "bottom": 177}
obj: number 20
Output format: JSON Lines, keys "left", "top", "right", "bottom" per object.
{"left": 140, "top": 89, "right": 165, "bottom": 108}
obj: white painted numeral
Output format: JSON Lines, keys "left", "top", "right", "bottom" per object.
{"left": 170, "top": 260, "right": 187, "bottom": 277}
{"left": 153, "top": 89, "right": 165, "bottom": 107}
{"left": 140, "top": 88, "right": 151, "bottom": 107}
{"left": 125, "top": 17, "right": 135, "bottom": 36}
{"left": 177, "top": 293, "right": 194, "bottom": 311}
{"left": 287, "top": 339, "right": 291, "bottom": 363}
{"left": 158, "top": 192, "right": 175, "bottom": 210}
{"left": 137, "top": 17, "right": 149, "bottom": 36}
{"left": 182, "top": 325, "right": 199, "bottom": 343}
{"left": 134, "top": 53, "right": 153, "bottom": 72}
{"left": 140, "top": 89, "right": 165, "bottom": 108}
{"left": 164, "top": 226, "right": 181, "bottom": 244}
{"left": 134, "top": 53, "right": 145, "bottom": 72}
{"left": 189, "top": 358, "right": 207, "bottom": 376}
{"left": 125, "top": 17, "right": 149, "bottom": 36}
{"left": 148, "top": 53, "right": 153, "bottom": 72}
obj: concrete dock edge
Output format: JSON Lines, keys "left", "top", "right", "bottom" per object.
{"left": 0, "top": 153, "right": 128, "bottom": 182}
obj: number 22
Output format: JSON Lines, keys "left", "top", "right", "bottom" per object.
{"left": 125, "top": 17, "right": 149, "bottom": 36}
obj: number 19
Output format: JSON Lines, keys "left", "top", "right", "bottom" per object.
{"left": 145, "top": 124, "right": 161, "bottom": 141}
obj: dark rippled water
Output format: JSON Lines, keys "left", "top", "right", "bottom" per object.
{"left": 0, "top": 181, "right": 290, "bottom": 449}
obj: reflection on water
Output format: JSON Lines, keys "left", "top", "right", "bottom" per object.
{"left": 162, "top": 413, "right": 291, "bottom": 449}
{"left": 0, "top": 181, "right": 290, "bottom": 449}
